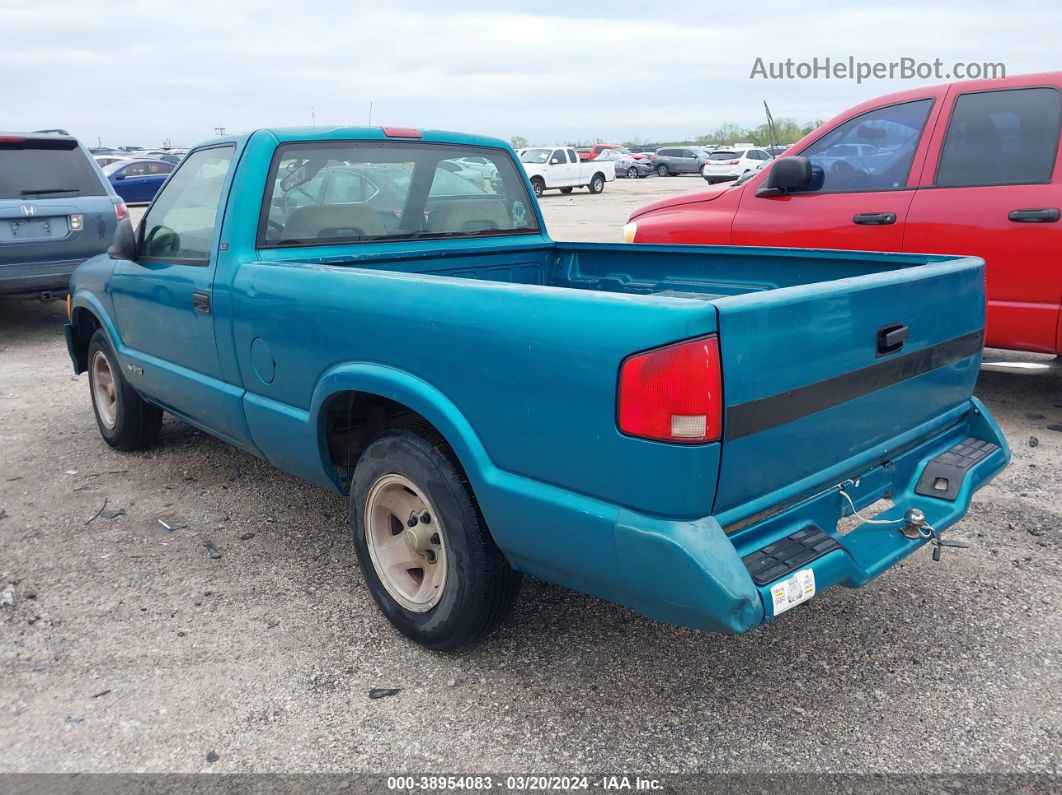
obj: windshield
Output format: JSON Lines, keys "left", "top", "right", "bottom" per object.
{"left": 0, "top": 139, "right": 106, "bottom": 199}
{"left": 519, "top": 148, "right": 552, "bottom": 164}
{"left": 261, "top": 141, "right": 539, "bottom": 247}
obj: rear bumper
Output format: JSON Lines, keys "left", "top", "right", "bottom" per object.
{"left": 496, "top": 397, "right": 1008, "bottom": 634}
{"left": 0, "top": 258, "right": 84, "bottom": 297}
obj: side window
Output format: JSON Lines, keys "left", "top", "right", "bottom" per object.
{"left": 799, "top": 98, "right": 933, "bottom": 193}
{"left": 567, "top": 148, "right": 579, "bottom": 163}
{"left": 936, "top": 87, "right": 1062, "bottom": 187}
{"left": 140, "top": 146, "right": 235, "bottom": 262}
{"left": 549, "top": 150, "right": 564, "bottom": 165}
{"left": 125, "top": 163, "right": 146, "bottom": 177}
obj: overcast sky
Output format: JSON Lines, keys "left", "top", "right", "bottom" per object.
{"left": 5, "top": 0, "right": 1059, "bottom": 148}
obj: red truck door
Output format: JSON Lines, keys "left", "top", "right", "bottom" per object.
{"left": 903, "top": 80, "right": 1062, "bottom": 354}
{"left": 732, "top": 94, "right": 943, "bottom": 250}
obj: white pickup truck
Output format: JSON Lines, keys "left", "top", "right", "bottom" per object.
{"left": 517, "top": 147, "right": 615, "bottom": 197}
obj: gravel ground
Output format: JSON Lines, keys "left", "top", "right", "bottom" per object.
{"left": 1, "top": 176, "right": 1060, "bottom": 774}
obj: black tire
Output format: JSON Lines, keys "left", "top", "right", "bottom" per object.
{"left": 351, "top": 428, "right": 521, "bottom": 650}
{"left": 626, "top": 166, "right": 638, "bottom": 179}
{"left": 87, "top": 329, "right": 162, "bottom": 451}
{"left": 560, "top": 187, "right": 574, "bottom": 194}
{"left": 530, "top": 177, "right": 544, "bottom": 198}
{"left": 588, "top": 173, "right": 605, "bottom": 194}
{"left": 656, "top": 163, "right": 669, "bottom": 177}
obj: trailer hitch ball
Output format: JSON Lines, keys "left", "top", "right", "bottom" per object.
{"left": 901, "top": 508, "right": 926, "bottom": 539}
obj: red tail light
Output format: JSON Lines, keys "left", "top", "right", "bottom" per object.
{"left": 726, "top": 159, "right": 740, "bottom": 165}
{"left": 618, "top": 335, "right": 722, "bottom": 444}
{"left": 114, "top": 202, "right": 128, "bottom": 220}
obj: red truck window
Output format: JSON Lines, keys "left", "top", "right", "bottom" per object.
{"left": 799, "top": 99, "right": 933, "bottom": 194}
{"left": 936, "top": 87, "right": 1062, "bottom": 187}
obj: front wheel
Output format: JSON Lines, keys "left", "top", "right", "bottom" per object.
{"left": 530, "top": 177, "right": 544, "bottom": 198}
{"left": 626, "top": 166, "right": 638, "bottom": 179}
{"left": 656, "top": 163, "right": 669, "bottom": 177}
{"left": 588, "top": 173, "right": 605, "bottom": 194}
{"left": 351, "top": 428, "right": 521, "bottom": 650}
{"left": 87, "top": 329, "right": 162, "bottom": 451}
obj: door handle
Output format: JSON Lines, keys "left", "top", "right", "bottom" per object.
{"left": 876, "top": 323, "right": 909, "bottom": 356}
{"left": 192, "top": 290, "right": 211, "bottom": 314}
{"left": 1008, "top": 207, "right": 1060, "bottom": 223}
{"left": 853, "top": 212, "right": 897, "bottom": 225}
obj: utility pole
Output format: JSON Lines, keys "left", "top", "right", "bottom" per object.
{"left": 311, "top": 107, "right": 316, "bottom": 126}
{"left": 214, "top": 127, "right": 226, "bottom": 136}
{"left": 368, "top": 101, "right": 373, "bottom": 126}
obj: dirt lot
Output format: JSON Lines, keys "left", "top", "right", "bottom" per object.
{"left": 2, "top": 176, "right": 1061, "bottom": 774}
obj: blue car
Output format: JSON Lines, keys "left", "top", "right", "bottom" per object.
{"left": 103, "top": 159, "right": 174, "bottom": 204}
{"left": 0, "top": 131, "right": 126, "bottom": 298}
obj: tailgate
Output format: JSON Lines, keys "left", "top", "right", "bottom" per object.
{"left": 712, "top": 254, "right": 985, "bottom": 515}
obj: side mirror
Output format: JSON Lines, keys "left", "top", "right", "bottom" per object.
{"left": 108, "top": 217, "right": 138, "bottom": 260}
{"left": 757, "top": 155, "right": 812, "bottom": 197}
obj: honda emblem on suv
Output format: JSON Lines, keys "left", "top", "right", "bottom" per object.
{"left": 21, "top": 204, "right": 35, "bottom": 217}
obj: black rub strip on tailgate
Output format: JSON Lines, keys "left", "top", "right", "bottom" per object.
{"left": 724, "top": 330, "right": 984, "bottom": 442}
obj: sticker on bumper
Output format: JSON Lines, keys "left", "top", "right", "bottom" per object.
{"left": 770, "top": 568, "right": 815, "bottom": 616}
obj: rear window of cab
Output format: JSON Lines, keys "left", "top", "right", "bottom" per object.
{"left": 258, "top": 141, "right": 539, "bottom": 247}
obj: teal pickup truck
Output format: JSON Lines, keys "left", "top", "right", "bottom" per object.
{"left": 64, "top": 126, "right": 1009, "bottom": 650}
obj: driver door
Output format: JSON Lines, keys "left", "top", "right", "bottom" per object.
{"left": 109, "top": 144, "right": 240, "bottom": 438}
{"left": 732, "top": 95, "right": 943, "bottom": 250}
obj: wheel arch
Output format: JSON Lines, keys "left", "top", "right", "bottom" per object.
{"left": 310, "top": 363, "right": 494, "bottom": 495}
{"left": 69, "top": 293, "right": 119, "bottom": 374}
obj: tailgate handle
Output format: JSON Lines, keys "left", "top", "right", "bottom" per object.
{"left": 876, "top": 323, "right": 908, "bottom": 356}
{"left": 853, "top": 212, "right": 897, "bottom": 225}
{"left": 1008, "top": 207, "right": 1060, "bottom": 223}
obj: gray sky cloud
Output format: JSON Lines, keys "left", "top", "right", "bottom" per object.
{"left": 4, "top": 0, "right": 1059, "bottom": 147}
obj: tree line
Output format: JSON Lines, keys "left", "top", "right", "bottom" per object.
{"left": 510, "top": 117, "right": 826, "bottom": 151}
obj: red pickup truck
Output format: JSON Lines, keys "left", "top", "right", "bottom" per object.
{"left": 626, "top": 72, "right": 1062, "bottom": 355}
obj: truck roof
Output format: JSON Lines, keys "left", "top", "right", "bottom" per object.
{"left": 193, "top": 126, "right": 513, "bottom": 152}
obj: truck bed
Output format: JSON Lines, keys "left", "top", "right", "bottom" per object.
{"left": 250, "top": 239, "right": 984, "bottom": 516}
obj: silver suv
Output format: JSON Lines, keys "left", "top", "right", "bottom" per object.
{"left": 1, "top": 132, "right": 126, "bottom": 298}
{"left": 651, "top": 146, "right": 712, "bottom": 176}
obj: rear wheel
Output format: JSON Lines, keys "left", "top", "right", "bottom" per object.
{"left": 530, "top": 177, "right": 544, "bottom": 198}
{"left": 656, "top": 163, "right": 669, "bottom": 177}
{"left": 588, "top": 173, "right": 605, "bottom": 194}
{"left": 351, "top": 428, "right": 521, "bottom": 650}
{"left": 87, "top": 329, "right": 162, "bottom": 450}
